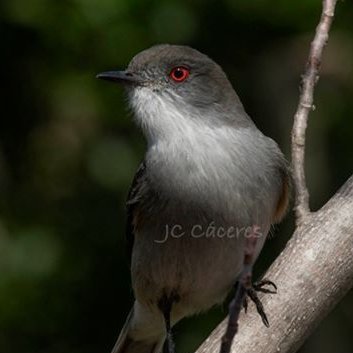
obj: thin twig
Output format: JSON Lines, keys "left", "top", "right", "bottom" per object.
{"left": 291, "top": 0, "right": 337, "bottom": 223}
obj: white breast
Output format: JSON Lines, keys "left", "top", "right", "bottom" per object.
{"left": 129, "top": 85, "right": 280, "bottom": 226}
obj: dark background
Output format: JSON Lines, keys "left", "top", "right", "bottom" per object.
{"left": 1, "top": 0, "right": 353, "bottom": 352}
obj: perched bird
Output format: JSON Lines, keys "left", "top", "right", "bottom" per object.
{"left": 97, "top": 44, "right": 290, "bottom": 353}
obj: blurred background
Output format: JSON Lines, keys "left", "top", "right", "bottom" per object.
{"left": 1, "top": 0, "right": 353, "bottom": 352}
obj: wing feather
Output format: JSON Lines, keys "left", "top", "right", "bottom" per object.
{"left": 126, "top": 161, "right": 147, "bottom": 261}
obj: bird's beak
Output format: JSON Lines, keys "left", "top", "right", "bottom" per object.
{"left": 96, "top": 70, "right": 143, "bottom": 84}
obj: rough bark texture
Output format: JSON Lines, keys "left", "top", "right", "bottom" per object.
{"left": 196, "top": 175, "right": 353, "bottom": 353}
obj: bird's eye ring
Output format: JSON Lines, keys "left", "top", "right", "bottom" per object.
{"left": 170, "top": 67, "right": 190, "bottom": 82}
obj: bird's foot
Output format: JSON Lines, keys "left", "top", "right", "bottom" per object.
{"left": 243, "top": 279, "right": 277, "bottom": 327}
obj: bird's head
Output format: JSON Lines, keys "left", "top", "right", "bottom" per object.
{"left": 97, "top": 44, "right": 252, "bottom": 143}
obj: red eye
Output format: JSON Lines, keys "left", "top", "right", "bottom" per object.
{"left": 170, "top": 67, "right": 190, "bottom": 82}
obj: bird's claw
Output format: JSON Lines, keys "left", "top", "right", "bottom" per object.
{"left": 253, "top": 279, "right": 277, "bottom": 294}
{"left": 243, "top": 278, "right": 277, "bottom": 327}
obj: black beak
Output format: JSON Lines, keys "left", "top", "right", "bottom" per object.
{"left": 96, "top": 70, "right": 143, "bottom": 84}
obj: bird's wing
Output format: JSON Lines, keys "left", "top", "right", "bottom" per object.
{"left": 272, "top": 165, "right": 291, "bottom": 223}
{"left": 126, "top": 160, "right": 147, "bottom": 262}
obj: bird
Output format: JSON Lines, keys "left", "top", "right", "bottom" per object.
{"left": 97, "top": 44, "right": 290, "bottom": 353}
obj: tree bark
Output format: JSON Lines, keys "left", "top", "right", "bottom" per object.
{"left": 196, "top": 175, "right": 353, "bottom": 353}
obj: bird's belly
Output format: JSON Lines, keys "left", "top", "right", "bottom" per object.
{"left": 131, "top": 226, "right": 251, "bottom": 320}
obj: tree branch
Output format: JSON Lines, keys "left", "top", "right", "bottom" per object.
{"left": 196, "top": 176, "right": 353, "bottom": 353}
{"left": 195, "top": 1, "right": 353, "bottom": 353}
{"left": 291, "top": 0, "right": 337, "bottom": 223}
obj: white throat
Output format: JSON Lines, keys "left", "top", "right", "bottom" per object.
{"left": 129, "top": 86, "right": 210, "bottom": 145}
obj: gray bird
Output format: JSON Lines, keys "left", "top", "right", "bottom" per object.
{"left": 97, "top": 44, "right": 290, "bottom": 353}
